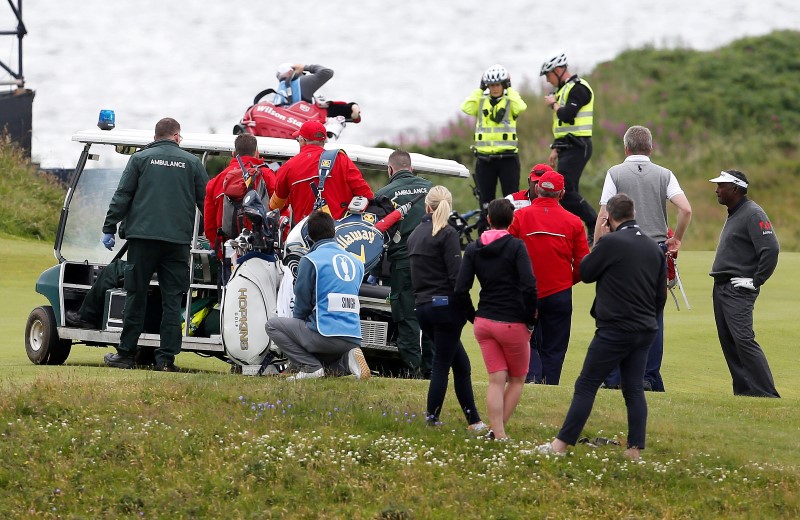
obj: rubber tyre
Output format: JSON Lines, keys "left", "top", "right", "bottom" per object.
{"left": 25, "top": 306, "right": 72, "bottom": 365}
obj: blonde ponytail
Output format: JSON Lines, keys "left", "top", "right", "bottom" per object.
{"left": 426, "top": 185, "right": 453, "bottom": 236}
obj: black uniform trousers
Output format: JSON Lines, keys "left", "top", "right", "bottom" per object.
{"left": 78, "top": 259, "right": 126, "bottom": 327}
{"left": 118, "top": 238, "right": 190, "bottom": 366}
{"left": 556, "top": 138, "right": 597, "bottom": 234}
{"left": 474, "top": 154, "right": 520, "bottom": 206}
{"left": 712, "top": 281, "right": 780, "bottom": 397}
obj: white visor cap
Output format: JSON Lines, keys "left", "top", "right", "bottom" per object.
{"left": 709, "top": 171, "right": 748, "bottom": 188}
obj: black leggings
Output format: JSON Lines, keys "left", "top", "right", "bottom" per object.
{"left": 416, "top": 302, "right": 481, "bottom": 425}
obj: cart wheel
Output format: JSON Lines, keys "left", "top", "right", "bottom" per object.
{"left": 25, "top": 306, "right": 72, "bottom": 365}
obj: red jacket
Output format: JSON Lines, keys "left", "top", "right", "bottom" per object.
{"left": 508, "top": 197, "right": 590, "bottom": 298}
{"left": 506, "top": 190, "right": 532, "bottom": 211}
{"left": 271, "top": 144, "right": 373, "bottom": 221}
{"left": 203, "top": 156, "right": 276, "bottom": 256}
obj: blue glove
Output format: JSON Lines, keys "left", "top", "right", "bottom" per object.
{"left": 102, "top": 233, "right": 115, "bottom": 251}
{"left": 366, "top": 274, "right": 379, "bottom": 286}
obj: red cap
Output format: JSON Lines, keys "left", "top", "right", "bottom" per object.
{"left": 529, "top": 163, "right": 552, "bottom": 182}
{"left": 292, "top": 120, "right": 328, "bottom": 141}
{"left": 538, "top": 171, "right": 565, "bottom": 191}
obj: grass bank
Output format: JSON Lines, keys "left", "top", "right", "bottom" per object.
{"left": 386, "top": 30, "right": 800, "bottom": 251}
{"left": 5, "top": 31, "right": 800, "bottom": 252}
{"left": 4, "top": 237, "right": 799, "bottom": 517}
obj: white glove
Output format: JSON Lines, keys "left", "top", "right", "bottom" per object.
{"left": 731, "top": 277, "right": 756, "bottom": 291}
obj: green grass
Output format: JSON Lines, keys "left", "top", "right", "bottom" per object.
{"left": 3, "top": 236, "right": 799, "bottom": 517}
{"left": 0, "top": 138, "right": 64, "bottom": 241}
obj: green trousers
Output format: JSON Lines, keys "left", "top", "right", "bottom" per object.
{"left": 118, "top": 239, "right": 189, "bottom": 365}
{"left": 389, "top": 264, "right": 434, "bottom": 374}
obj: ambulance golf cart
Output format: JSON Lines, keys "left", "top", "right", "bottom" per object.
{"left": 24, "top": 128, "right": 470, "bottom": 374}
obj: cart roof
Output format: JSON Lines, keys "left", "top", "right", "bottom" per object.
{"left": 71, "top": 129, "right": 470, "bottom": 178}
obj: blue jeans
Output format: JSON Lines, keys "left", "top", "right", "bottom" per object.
{"left": 557, "top": 327, "right": 656, "bottom": 449}
{"left": 416, "top": 301, "right": 481, "bottom": 425}
{"left": 527, "top": 288, "right": 572, "bottom": 385}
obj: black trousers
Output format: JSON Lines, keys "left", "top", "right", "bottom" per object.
{"left": 526, "top": 288, "right": 573, "bottom": 385}
{"left": 78, "top": 259, "right": 126, "bottom": 326}
{"left": 712, "top": 282, "right": 779, "bottom": 397}
{"left": 556, "top": 140, "right": 597, "bottom": 233}
{"left": 557, "top": 327, "right": 656, "bottom": 449}
{"left": 474, "top": 154, "right": 520, "bottom": 206}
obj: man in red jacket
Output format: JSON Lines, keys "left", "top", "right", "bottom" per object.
{"left": 204, "top": 133, "right": 276, "bottom": 260}
{"left": 505, "top": 163, "right": 552, "bottom": 211}
{"left": 509, "top": 171, "right": 590, "bottom": 384}
{"left": 269, "top": 120, "right": 373, "bottom": 222}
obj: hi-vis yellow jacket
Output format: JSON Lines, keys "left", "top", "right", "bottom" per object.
{"left": 461, "top": 87, "right": 527, "bottom": 154}
{"left": 552, "top": 78, "right": 594, "bottom": 139}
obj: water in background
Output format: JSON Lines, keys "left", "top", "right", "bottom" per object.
{"left": 2, "top": 0, "right": 799, "bottom": 167}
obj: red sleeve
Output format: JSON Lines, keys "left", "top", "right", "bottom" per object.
{"left": 343, "top": 154, "right": 373, "bottom": 198}
{"left": 508, "top": 214, "right": 521, "bottom": 238}
{"left": 274, "top": 165, "right": 290, "bottom": 199}
{"left": 203, "top": 175, "right": 221, "bottom": 244}
{"left": 571, "top": 220, "right": 591, "bottom": 285}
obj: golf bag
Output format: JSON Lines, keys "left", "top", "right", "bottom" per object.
{"left": 221, "top": 251, "right": 284, "bottom": 366}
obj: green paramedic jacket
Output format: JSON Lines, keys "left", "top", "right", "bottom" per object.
{"left": 374, "top": 170, "right": 433, "bottom": 266}
{"left": 103, "top": 139, "right": 208, "bottom": 244}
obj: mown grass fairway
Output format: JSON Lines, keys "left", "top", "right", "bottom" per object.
{"left": 2, "top": 236, "right": 799, "bottom": 518}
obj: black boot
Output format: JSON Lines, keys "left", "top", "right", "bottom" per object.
{"left": 104, "top": 352, "right": 135, "bottom": 369}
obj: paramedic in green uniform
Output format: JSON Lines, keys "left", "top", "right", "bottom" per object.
{"left": 374, "top": 150, "right": 434, "bottom": 377}
{"left": 101, "top": 117, "right": 208, "bottom": 371}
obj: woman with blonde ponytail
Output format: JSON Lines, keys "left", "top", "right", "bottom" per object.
{"left": 407, "top": 186, "right": 486, "bottom": 431}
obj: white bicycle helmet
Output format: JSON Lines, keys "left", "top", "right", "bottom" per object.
{"left": 540, "top": 52, "right": 568, "bottom": 75}
{"left": 275, "top": 62, "right": 294, "bottom": 80}
{"left": 483, "top": 64, "right": 509, "bottom": 85}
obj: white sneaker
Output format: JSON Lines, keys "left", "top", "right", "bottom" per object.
{"left": 467, "top": 421, "right": 489, "bottom": 433}
{"left": 347, "top": 347, "right": 371, "bottom": 380}
{"left": 286, "top": 368, "right": 324, "bottom": 381}
{"left": 537, "top": 443, "right": 565, "bottom": 456}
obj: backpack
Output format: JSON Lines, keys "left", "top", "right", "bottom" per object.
{"left": 220, "top": 162, "right": 271, "bottom": 240}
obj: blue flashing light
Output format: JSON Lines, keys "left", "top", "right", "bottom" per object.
{"left": 98, "top": 109, "right": 115, "bottom": 130}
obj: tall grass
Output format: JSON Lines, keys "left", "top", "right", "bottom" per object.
{"left": 0, "top": 136, "right": 64, "bottom": 241}
{"left": 7, "top": 31, "right": 800, "bottom": 250}
{"left": 4, "top": 237, "right": 800, "bottom": 517}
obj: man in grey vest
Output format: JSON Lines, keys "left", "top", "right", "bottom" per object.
{"left": 593, "top": 125, "right": 692, "bottom": 392}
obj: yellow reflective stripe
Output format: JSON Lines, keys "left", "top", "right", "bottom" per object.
{"left": 475, "top": 141, "right": 518, "bottom": 147}
{"left": 474, "top": 94, "right": 519, "bottom": 148}
{"left": 556, "top": 124, "right": 593, "bottom": 133}
{"left": 552, "top": 78, "right": 594, "bottom": 138}
{"left": 475, "top": 123, "right": 515, "bottom": 133}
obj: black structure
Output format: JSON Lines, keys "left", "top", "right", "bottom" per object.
{"left": 1, "top": 1, "right": 34, "bottom": 155}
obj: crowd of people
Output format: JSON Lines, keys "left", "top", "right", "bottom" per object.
{"left": 91, "top": 53, "right": 782, "bottom": 458}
